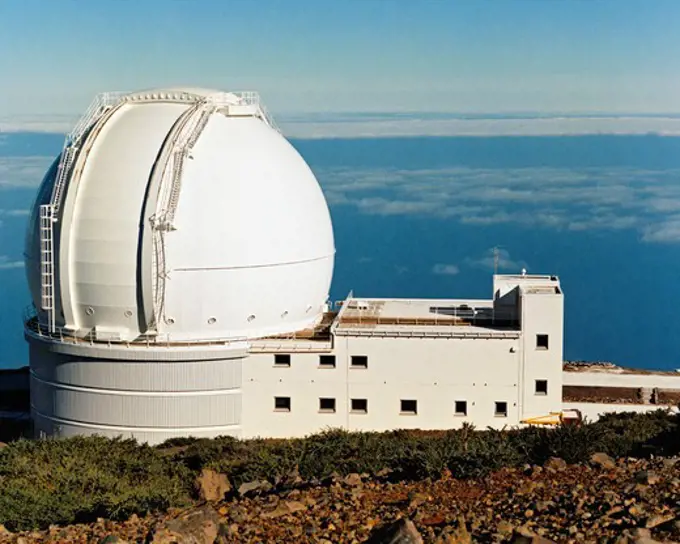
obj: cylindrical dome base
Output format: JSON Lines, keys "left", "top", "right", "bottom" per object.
{"left": 28, "top": 333, "right": 247, "bottom": 445}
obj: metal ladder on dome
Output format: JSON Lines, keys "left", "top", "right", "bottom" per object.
{"left": 149, "top": 101, "right": 217, "bottom": 331}
{"left": 39, "top": 92, "right": 125, "bottom": 333}
{"left": 148, "top": 91, "right": 279, "bottom": 331}
{"left": 39, "top": 205, "right": 55, "bottom": 332}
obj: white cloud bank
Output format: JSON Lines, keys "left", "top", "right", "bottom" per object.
{"left": 0, "top": 157, "right": 54, "bottom": 188}
{"left": 432, "top": 263, "right": 460, "bottom": 276}
{"left": 280, "top": 114, "right": 680, "bottom": 139}
{"left": 319, "top": 165, "right": 680, "bottom": 243}
{"left": 5, "top": 112, "right": 680, "bottom": 138}
{"left": 0, "top": 256, "right": 24, "bottom": 270}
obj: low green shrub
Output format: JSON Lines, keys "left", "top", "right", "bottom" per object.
{"left": 1, "top": 410, "right": 678, "bottom": 530}
{"left": 0, "top": 436, "right": 192, "bottom": 531}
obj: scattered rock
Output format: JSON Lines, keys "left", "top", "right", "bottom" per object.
{"left": 408, "top": 491, "right": 429, "bottom": 509}
{"left": 0, "top": 524, "right": 11, "bottom": 535}
{"left": 645, "top": 512, "right": 675, "bottom": 528}
{"left": 344, "top": 472, "right": 363, "bottom": 487}
{"left": 260, "top": 500, "right": 307, "bottom": 519}
{"left": 662, "top": 457, "right": 679, "bottom": 469}
{"left": 635, "top": 470, "right": 661, "bottom": 486}
{"left": 544, "top": 457, "right": 567, "bottom": 471}
{"left": 365, "top": 518, "right": 424, "bottom": 543}
{"left": 440, "top": 517, "right": 471, "bottom": 544}
{"left": 195, "top": 468, "right": 232, "bottom": 502}
{"left": 511, "top": 527, "right": 556, "bottom": 543}
{"left": 98, "top": 536, "right": 128, "bottom": 544}
{"left": 496, "top": 521, "right": 515, "bottom": 535}
{"left": 151, "top": 505, "right": 219, "bottom": 544}
{"left": 421, "top": 514, "right": 447, "bottom": 527}
{"left": 0, "top": 442, "right": 7, "bottom": 449}
{"left": 237, "top": 479, "right": 271, "bottom": 497}
{"left": 591, "top": 452, "right": 617, "bottom": 470}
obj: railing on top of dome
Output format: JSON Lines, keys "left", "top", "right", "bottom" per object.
{"left": 50, "top": 92, "right": 127, "bottom": 214}
{"left": 231, "top": 91, "right": 280, "bottom": 132}
{"left": 39, "top": 92, "right": 127, "bottom": 334}
{"left": 22, "top": 305, "right": 253, "bottom": 350}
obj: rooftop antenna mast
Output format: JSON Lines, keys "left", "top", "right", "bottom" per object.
{"left": 493, "top": 246, "right": 500, "bottom": 276}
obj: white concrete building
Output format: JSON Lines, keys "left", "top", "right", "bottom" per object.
{"left": 22, "top": 88, "right": 677, "bottom": 445}
{"left": 242, "top": 274, "right": 564, "bottom": 438}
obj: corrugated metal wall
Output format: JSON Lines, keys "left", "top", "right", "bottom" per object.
{"left": 30, "top": 342, "right": 243, "bottom": 444}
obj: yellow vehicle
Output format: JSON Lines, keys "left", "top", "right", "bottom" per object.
{"left": 521, "top": 409, "right": 583, "bottom": 426}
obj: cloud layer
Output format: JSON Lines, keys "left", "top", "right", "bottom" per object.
{"left": 432, "top": 263, "right": 460, "bottom": 276}
{"left": 0, "top": 256, "right": 24, "bottom": 270}
{"left": 280, "top": 114, "right": 680, "bottom": 139}
{"left": 319, "top": 165, "right": 680, "bottom": 243}
{"left": 0, "top": 157, "right": 53, "bottom": 188}
{"left": 5, "top": 112, "right": 680, "bottom": 139}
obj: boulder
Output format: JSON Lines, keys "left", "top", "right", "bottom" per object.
{"left": 344, "top": 473, "right": 363, "bottom": 487}
{"left": 365, "top": 518, "right": 424, "bottom": 544}
{"left": 511, "top": 527, "right": 556, "bottom": 543}
{"left": 590, "top": 452, "right": 616, "bottom": 470}
{"left": 237, "top": 479, "right": 271, "bottom": 497}
{"left": 195, "top": 469, "right": 231, "bottom": 502}
{"left": 98, "top": 537, "right": 128, "bottom": 544}
{"left": 635, "top": 471, "right": 661, "bottom": 486}
{"left": 544, "top": 457, "right": 567, "bottom": 471}
{"left": 261, "top": 500, "right": 307, "bottom": 519}
{"left": 150, "top": 505, "right": 219, "bottom": 544}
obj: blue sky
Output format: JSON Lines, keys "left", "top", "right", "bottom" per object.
{"left": 2, "top": 0, "right": 680, "bottom": 118}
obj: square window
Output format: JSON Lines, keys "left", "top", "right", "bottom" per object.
{"left": 319, "top": 397, "right": 336, "bottom": 413}
{"left": 274, "top": 397, "right": 291, "bottom": 412}
{"left": 536, "top": 334, "right": 549, "bottom": 350}
{"left": 454, "top": 400, "right": 467, "bottom": 416}
{"left": 535, "top": 380, "right": 548, "bottom": 395}
{"left": 351, "top": 398, "right": 368, "bottom": 413}
{"left": 319, "top": 355, "right": 336, "bottom": 368}
{"left": 495, "top": 401, "right": 508, "bottom": 417}
{"left": 400, "top": 399, "right": 417, "bottom": 415}
{"left": 274, "top": 354, "right": 291, "bottom": 367}
{"left": 351, "top": 355, "right": 368, "bottom": 368}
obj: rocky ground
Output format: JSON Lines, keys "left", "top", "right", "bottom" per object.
{"left": 1, "top": 453, "right": 679, "bottom": 543}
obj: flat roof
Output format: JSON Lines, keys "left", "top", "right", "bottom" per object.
{"left": 333, "top": 297, "right": 520, "bottom": 337}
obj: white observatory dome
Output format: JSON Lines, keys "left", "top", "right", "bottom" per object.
{"left": 25, "top": 88, "right": 335, "bottom": 342}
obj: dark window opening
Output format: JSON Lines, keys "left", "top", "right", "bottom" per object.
{"left": 535, "top": 380, "right": 548, "bottom": 395}
{"left": 274, "top": 397, "right": 291, "bottom": 411}
{"left": 454, "top": 400, "right": 467, "bottom": 416}
{"left": 319, "top": 397, "right": 336, "bottom": 413}
{"left": 351, "top": 398, "right": 368, "bottom": 413}
{"left": 319, "top": 355, "right": 336, "bottom": 368}
{"left": 495, "top": 401, "right": 508, "bottom": 417}
{"left": 401, "top": 399, "right": 417, "bottom": 414}
{"left": 536, "top": 334, "right": 549, "bottom": 350}
{"left": 274, "top": 354, "right": 291, "bottom": 367}
{"left": 351, "top": 355, "right": 368, "bottom": 368}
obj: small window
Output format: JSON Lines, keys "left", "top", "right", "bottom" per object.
{"left": 454, "top": 400, "right": 467, "bottom": 416}
{"left": 274, "top": 354, "right": 291, "bottom": 367}
{"left": 495, "top": 401, "right": 508, "bottom": 417}
{"left": 535, "top": 380, "right": 548, "bottom": 395}
{"left": 319, "top": 397, "right": 336, "bottom": 413}
{"left": 351, "top": 398, "right": 368, "bottom": 413}
{"left": 319, "top": 355, "right": 336, "bottom": 368}
{"left": 536, "top": 334, "right": 549, "bottom": 350}
{"left": 351, "top": 355, "right": 368, "bottom": 368}
{"left": 400, "top": 399, "right": 417, "bottom": 415}
{"left": 274, "top": 397, "right": 291, "bottom": 412}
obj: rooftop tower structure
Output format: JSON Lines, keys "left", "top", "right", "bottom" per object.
{"left": 24, "top": 88, "right": 335, "bottom": 443}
